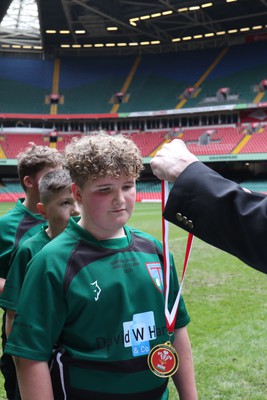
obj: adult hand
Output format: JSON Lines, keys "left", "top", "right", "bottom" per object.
{"left": 150, "top": 139, "right": 198, "bottom": 183}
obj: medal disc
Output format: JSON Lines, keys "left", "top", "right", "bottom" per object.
{"left": 147, "top": 342, "right": 179, "bottom": 378}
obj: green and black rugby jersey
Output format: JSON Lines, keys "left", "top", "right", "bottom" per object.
{"left": 6, "top": 218, "right": 190, "bottom": 399}
{"left": 0, "top": 199, "right": 45, "bottom": 278}
{"left": 0, "top": 226, "right": 51, "bottom": 311}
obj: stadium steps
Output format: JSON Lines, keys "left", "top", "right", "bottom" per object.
{"left": 148, "top": 138, "right": 170, "bottom": 158}
{"left": 0, "top": 144, "right": 6, "bottom": 159}
{"left": 50, "top": 58, "right": 61, "bottom": 115}
{"left": 110, "top": 56, "right": 141, "bottom": 113}
{"left": 175, "top": 47, "right": 228, "bottom": 109}
{"left": 253, "top": 91, "right": 265, "bottom": 104}
{"left": 238, "top": 128, "right": 267, "bottom": 153}
{"left": 232, "top": 135, "right": 251, "bottom": 154}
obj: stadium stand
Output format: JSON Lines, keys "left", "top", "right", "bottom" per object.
{"left": 128, "top": 130, "right": 168, "bottom": 157}
{"left": 1, "top": 134, "right": 45, "bottom": 159}
{"left": 182, "top": 126, "right": 244, "bottom": 155}
{"left": 1, "top": 41, "right": 266, "bottom": 114}
{"left": 0, "top": 57, "right": 54, "bottom": 113}
{"left": 1, "top": 40, "right": 267, "bottom": 202}
{"left": 55, "top": 41, "right": 267, "bottom": 113}
{"left": 54, "top": 132, "right": 83, "bottom": 150}
{"left": 3, "top": 126, "right": 267, "bottom": 161}
{"left": 1, "top": 126, "right": 267, "bottom": 201}
{"left": 0, "top": 179, "right": 24, "bottom": 202}
{"left": 58, "top": 55, "right": 137, "bottom": 114}
{"left": 238, "top": 125, "right": 267, "bottom": 153}
{"left": 117, "top": 48, "right": 222, "bottom": 112}
{"left": 136, "top": 181, "right": 161, "bottom": 202}
{"left": 186, "top": 41, "right": 267, "bottom": 107}
{"left": 0, "top": 133, "right": 86, "bottom": 158}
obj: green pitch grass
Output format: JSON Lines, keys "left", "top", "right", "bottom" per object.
{"left": 129, "top": 203, "right": 267, "bottom": 399}
{"left": 0, "top": 201, "right": 266, "bottom": 399}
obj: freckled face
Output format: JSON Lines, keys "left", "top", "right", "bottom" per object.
{"left": 73, "top": 175, "right": 136, "bottom": 240}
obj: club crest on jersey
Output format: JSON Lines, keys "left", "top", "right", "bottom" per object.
{"left": 90, "top": 280, "right": 101, "bottom": 301}
{"left": 146, "top": 262, "right": 163, "bottom": 292}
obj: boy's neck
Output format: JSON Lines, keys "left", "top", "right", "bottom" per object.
{"left": 46, "top": 227, "right": 57, "bottom": 239}
{"left": 22, "top": 196, "right": 40, "bottom": 214}
{"left": 78, "top": 220, "right": 126, "bottom": 241}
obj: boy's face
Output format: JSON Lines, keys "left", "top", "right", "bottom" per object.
{"left": 73, "top": 174, "right": 136, "bottom": 240}
{"left": 42, "top": 187, "right": 80, "bottom": 233}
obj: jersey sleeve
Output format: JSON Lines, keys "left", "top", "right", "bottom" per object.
{"left": 5, "top": 249, "right": 67, "bottom": 361}
{"left": 0, "top": 214, "right": 17, "bottom": 279}
{"left": 0, "top": 245, "right": 32, "bottom": 311}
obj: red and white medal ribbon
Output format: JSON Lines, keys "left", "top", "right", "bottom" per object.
{"left": 161, "top": 180, "right": 194, "bottom": 333}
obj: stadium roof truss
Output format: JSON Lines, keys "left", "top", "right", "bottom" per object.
{"left": 0, "top": 0, "right": 267, "bottom": 55}
{"left": 0, "top": 0, "right": 41, "bottom": 49}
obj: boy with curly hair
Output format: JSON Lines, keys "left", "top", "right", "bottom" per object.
{"left": 5, "top": 133, "right": 197, "bottom": 400}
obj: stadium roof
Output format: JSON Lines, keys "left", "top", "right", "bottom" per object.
{"left": 1, "top": 0, "right": 267, "bottom": 56}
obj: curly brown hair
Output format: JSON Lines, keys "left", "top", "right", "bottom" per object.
{"left": 64, "top": 132, "right": 144, "bottom": 187}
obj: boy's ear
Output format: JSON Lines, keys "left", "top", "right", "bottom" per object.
{"left": 37, "top": 202, "right": 47, "bottom": 219}
{"left": 23, "top": 175, "right": 34, "bottom": 189}
{"left": 72, "top": 183, "right": 82, "bottom": 203}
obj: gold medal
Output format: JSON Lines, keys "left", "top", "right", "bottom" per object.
{"left": 147, "top": 341, "right": 179, "bottom": 378}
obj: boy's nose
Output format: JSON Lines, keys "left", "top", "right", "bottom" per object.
{"left": 113, "top": 191, "right": 124, "bottom": 204}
